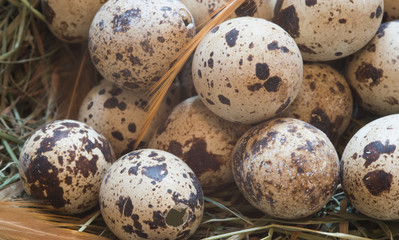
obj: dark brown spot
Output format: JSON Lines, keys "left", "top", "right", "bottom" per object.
{"left": 206, "top": 98, "right": 215, "bottom": 105}
{"left": 355, "top": 62, "right": 383, "bottom": 87}
{"left": 128, "top": 123, "right": 136, "bottom": 133}
{"left": 235, "top": 0, "right": 257, "bottom": 17}
{"left": 129, "top": 55, "right": 142, "bottom": 66}
{"left": 338, "top": 18, "right": 347, "bottom": 24}
{"left": 309, "top": 81, "right": 316, "bottom": 91}
{"left": 275, "top": 97, "right": 291, "bottom": 114}
{"left": 42, "top": 1, "right": 55, "bottom": 24}
{"left": 104, "top": 97, "right": 118, "bottom": 109}
{"left": 211, "top": 26, "right": 219, "bottom": 33}
{"left": 140, "top": 40, "right": 154, "bottom": 56}
{"left": 362, "top": 141, "right": 396, "bottom": 168}
{"left": 75, "top": 155, "right": 98, "bottom": 178}
{"left": 168, "top": 141, "right": 183, "bottom": 157}
{"left": 305, "top": 0, "right": 317, "bottom": 7}
{"left": 157, "top": 36, "right": 165, "bottom": 43}
{"left": 142, "top": 163, "right": 168, "bottom": 183}
{"left": 116, "top": 196, "right": 134, "bottom": 217}
{"left": 87, "top": 101, "right": 93, "bottom": 110}
{"left": 225, "top": 28, "right": 239, "bottom": 47}
{"left": 298, "top": 44, "right": 316, "bottom": 54}
{"left": 376, "top": 5, "right": 382, "bottom": 18}
{"left": 128, "top": 162, "right": 140, "bottom": 175}
{"left": 247, "top": 83, "right": 263, "bottom": 92}
{"left": 116, "top": 53, "right": 123, "bottom": 61}
{"left": 112, "top": 131, "right": 124, "bottom": 141}
{"left": 363, "top": 170, "right": 393, "bottom": 196}
{"left": 112, "top": 8, "right": 141, "bottom": 33}
{"left": 218, "top": 95, "right": 231, "bottom": 106}
{"left": 335, "top": 52, "right": 343, "bottom": 56}
{"left": 273, "top": 5, "right": 300, "bottom": 38}
{"left": 255, "top": 63, "right": 269, "bottom": 80}
{"left": 336, "top": 82, "right": 346, "bottom": 93}
{"left": 208, "top": 58, "right": 214, "bottom": 68}
{"left": 264, "top": 76, "right": 282, "bottom": 92}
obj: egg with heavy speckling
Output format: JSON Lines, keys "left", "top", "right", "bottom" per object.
{"left": 192, "top": 17, "right": 303, "bottom": 124}
{"left": 41, "top": 0, "right": 106, "bottom": 42}
{"left": 180, "top": 0, "right": 276, "bottom": 30}
{"left": 273, "top": 0, "right": 384, "bottom": 61}
{"left": 18, "top": 119, "right": 115, "bottom": 214}
{"left": 78, "top": 80, "right": 178, "bottom": 158}
{"left": 232, "top": 118, "right": 339, "bottom": 219}
{"left": 280, "top": 63, "right": 353, "bottom": 141}
{"left": 149, "top": 96, "right": 250, "bottom": 192}
{"left": 346, "top": 21, "right": 399, "bottom": 116}
{"left": 341, "top": 114, "right": 399, "bottom": 220}
{"left": 88, "top": 0, "right": 195, "bottom": 90}
{"left": 99, "top": 149, "right": 204, "bottom": 240}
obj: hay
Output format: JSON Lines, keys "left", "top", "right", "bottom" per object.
{"left": 0, "top": 0, "right": 398, "bottom": 239}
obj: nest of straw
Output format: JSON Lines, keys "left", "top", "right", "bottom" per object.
{"left": 1, "top": 0, "right": 399, "bottom": 239}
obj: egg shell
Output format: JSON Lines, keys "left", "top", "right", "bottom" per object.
{"left": 149, "top": 96, "right": 250, "bottom": 192}
{"left": 78, "top": 80, "right": 178, "bottom": 158}
{"left": 180, "top": 0, "right": 276, "bottom": 30}
{"left": 273, "top": 0, "right": 384, "bottom": 61}
{"left": 18, "top": 119, "right": 115, "bottom": 214}
{"left": 341, "top": 114, "right": 399, "bottom": 220}
{"left": 41, "top": 0, "right": 106, "bottom": 42}
{"left": 99, "top": 149, "right": 204, "bottom": 240}
{"left": 346, "top": 21, "right": 399, "bottom": 116}
{"left": 192, "top": 17, "right": 303, "bottom": 124}
{"left": 384, "top": 0, "right": 399, "bottom": 22}
{"left": 232, "top": 118, "right": 339, "bottom": 219}
{"left": 88, "top": 0, "right": 195, "bottom": 90}
{"left": 280, "top": 63, "right": 353, "bottom": 141}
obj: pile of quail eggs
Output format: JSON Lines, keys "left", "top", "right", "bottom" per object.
{"left": 18, "top": 0, "right": 399, "bottom": 239}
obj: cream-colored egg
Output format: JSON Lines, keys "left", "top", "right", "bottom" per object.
{"left": 88, "top": 0, "right": 195, "bottom": 90}
{"left": 192, "top": 17, "right": 303, "bottom": 124}
{"left": 273, "top": 0, "right": 384, "bottom": 61}
{"left": 41, "top": 0, "right": 106, "bottom": 42}
{"left": 341, "top": 114, "right": 399, "bottom": 220}
{"left": 100, "top": 149, "right": 204, "bottom": 240}
{"left": 232, "top": 118, "right": 339, "bottom": 219}
{"left": 280, "top": 63, "right": 353, "bottom": 141}
{"left": 149, "top": 96, "right": 250, "bottom": 192}
{"left": 19, "top": 119, "right": 115, "bottom": 214}
{"left": 346, "top": 21, "right": 399, "bottom": 116}
{"left": 78, "top": 80, "right": 178, "bottom": 157}
{"left": 384, "top": 0, "right": 399, "bottom": 21}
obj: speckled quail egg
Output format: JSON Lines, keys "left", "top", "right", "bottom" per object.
{"left": 88, "top": 0, "right": 195, "bottom": 90}
{"left": 232, "top": 117, "right": 340, "bottom": 219}
{"left": 18, "top": 119, "right": 115, "bottom": 214}
{"left": 100, "top": 149, "right": 204, "bottom": 240}
{"left": 41, "top": 0, "right": 106, "bottom": 42}
{"left": 341, "top": 114, "right": 399, "bottom": 220}
{"left": 180, "top": 0, "right": 276, "bottom": 29}
{"left": 149, "top": 96, "right": 250, "bottom": 192}
{"left": 279, "top": 63, "right": 353, "bottom": 141}
{"left": 273, "top": 0, "right": 384, "bottom": 61}
{"left": 346, "top": 21, "right": 399, "bottom": 116}
{"left": 384, "top": 0, "right": 399, "bottom": 21}
{"left": 78, "top": 80, "right": 178, "bottom": 158}
{"left": 192, "top": 17, "right": 303, "bottom": 124}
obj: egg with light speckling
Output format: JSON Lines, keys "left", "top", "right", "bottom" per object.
{"left": 341, "top": 114, "right": 399, "bottom": 220}
{"left": 99, "top": 149, "right": 204, "bottom": 240}
{"left": 192, "top": 17, "right": 303, "bottom": 124}
{"left": 232, "top": 117, "right": 339, "bottom": 219}
{"left": 273, "top": 0, "right": 384, "bottom": 61}
{"left": 89, "top": 0, "right": 196, "bottom": 90}
{"left": 18, "top": 119, "right": 115, "bottom": 214}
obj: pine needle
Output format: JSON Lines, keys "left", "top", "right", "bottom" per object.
{"left": 133, "top": 0, "right": 247, "bottom": 149}
{"left": 0, "top": 201, "right": 109, "bottom": 240}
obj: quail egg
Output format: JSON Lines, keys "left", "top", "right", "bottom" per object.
{"left": 192, "top": 17, "right": 303, "bottom": 124}
{"left": 18, "top": 119, "right": 115, "bottom": 214}
{"left": 99, "top": 149, "right": 204, "bottom": 239}
{"left": 232, "top": 118, "right": 340, "bottom": 219}
{"left": 88, "top": 0, "right": 195, "bottom": 90}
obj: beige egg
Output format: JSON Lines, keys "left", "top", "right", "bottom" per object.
{"left": 341, "top": 114, "right": 399, "bottom": 220}
{"left": 88, "top": 0, "right": 195, "bottom": 90}
{"left": 78, "top": 80, "right": 179, "bottom": 158}
{"left": 232, "top": 118, "right": 339, "bottom": 219}
{"left": 100, "top": 149, "right": 204, "bottom": 240}
{"left": 41, "top": 0, "right": 106, "bottom": 42}
{"left": 180, "top": 0, "right": 276, "bottom": 29}
{"left": 149, "top": 96, "right": 250, "bottom": 192}
{"left": 384, "top": 0, "right": 399, "bottom": 21}
{"left": 19, "top": 119, "right": 115, "bottom": 214}
{"left": 280, "top": 63, "right": 353, "bottom": 141}
{"left": 192, "top": 17, "right": 303, "bottom": 124}
{"left": 273, "top": 0, "right": 384, "bottom": 61}
{"left": 346, "top": 21, "right": 399, "bottom": 116}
